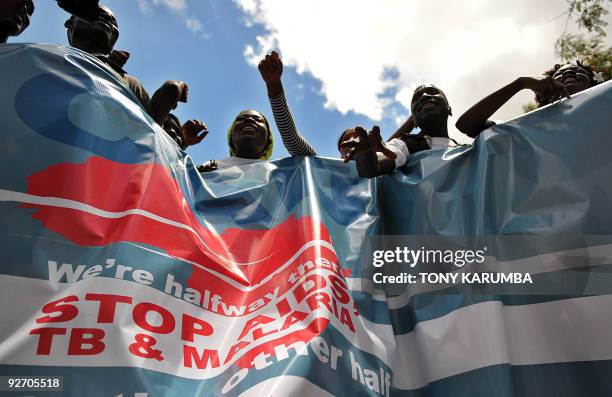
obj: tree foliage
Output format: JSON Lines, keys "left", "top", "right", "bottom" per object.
{"left": 556, "top": 0, "right": 612, "bottom": 79}
{"left": 525, "top": 0, "right": 611, "bottom": 112}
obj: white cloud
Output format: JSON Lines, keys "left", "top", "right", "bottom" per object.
{"left": 136, "top": 0, "right": 151, "bottom": 13}
{"left": 234, "top": 0, "right": 605, "bottom": 142}
{"left": 137, "top": 0, "right": 206, "bottom": 37}
{"left": 185, "top": 16, "right": 203, "bottom": 33}
{"left": 137, "top": 0, "right": 187, "bottom": 13}
{"left": 153, "top": 0, "right": 187, "bottom": 13}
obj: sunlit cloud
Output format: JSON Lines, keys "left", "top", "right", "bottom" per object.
{"left": 153, "top": 0, "right": 187, "bottom": 13}
{"left": 137, "top": 0, "right": 207, "bottom": 38}
{"left": 185, "top": 16, "right": 203, "bottom": 33}
{"left": 234, "top": 0, "right": 584, "bottom": 141}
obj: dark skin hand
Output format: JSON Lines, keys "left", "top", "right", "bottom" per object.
{"left": 258, "top": 50, "right": 284, "bottom": 97}
{"left": 179, "top": 81, "right": 189, "bottom": 102}
{"left": 198, "top": 161, "right": 218, "bottom": 173}
{"left": 182, "top": 119, "right": 208, "bottom": 148}
{"left": 149, "top": 81, "right": 189, "bottom": 125}
{"left": 456, "top": 76, "right": 570, "bottom": 137}
{"left": 340, "top": 126, "right": 396, "bottom": 178}
{"left": 57, "top": 0, "right": 101, "bottom": 21}
{"left": 109, "top": 50, "right": 130, "bottom": 69}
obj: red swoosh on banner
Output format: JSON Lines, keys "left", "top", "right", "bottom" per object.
{"left": 23, "top": 156, "right": 334, "bottom": 288}
{"left": 23, "top": 156, "right": 349, "bottom": 368}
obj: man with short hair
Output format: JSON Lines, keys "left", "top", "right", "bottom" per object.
{"left": 342, "top": 84, "right": 459, "bottom": 178}
{"left": 56, "top": 0, "right": 151, "bottom": 108}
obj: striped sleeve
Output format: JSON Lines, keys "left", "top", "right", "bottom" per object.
{"left": 269, "top": 91, "right": 317, "bottom": 156}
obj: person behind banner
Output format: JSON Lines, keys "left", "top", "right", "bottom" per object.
{"left": 341, "top": 84, "right": 459, "bottom": 178}
{"left": 455, "top": 61, "right": 606, "bottom": 138}
{"left": 198, "top": 110, "right": 274, "bottom": 172}
{"left": 198, "top": 52, "right": 316, "bottom": 172}
{"left": 58, "top": 0, "right": 151, "bottom": 109}
{"left": 0, "top": 0, "right": 33, "bottom": 44}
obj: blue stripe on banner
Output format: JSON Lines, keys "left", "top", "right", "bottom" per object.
{"left": 347, "top": 263, "right": 612, "bottom": 330}
{"left": 388, "top": 264, "right": 612, "bottom": 335}
{"left": 353, "top": 291, "right": 584, "bottom": 332}
{"left": 351, "top": 291, "right": 395, "bottom": 325}
{"left": 390, "top": 294, "right": 588, "bottom": 335}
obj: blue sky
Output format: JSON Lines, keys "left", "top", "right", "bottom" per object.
{"left": 16, "top": 0, "right": 609, "bottom": 164}
{"left": 17, "top": 0, "right": 378, "bottom": 163}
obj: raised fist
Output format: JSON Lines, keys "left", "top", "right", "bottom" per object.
{"left": 258, "top": 51, "right": 283, "bottom": 95}
{"left": 178, "top": 81, "right": 189, "bottom": 103}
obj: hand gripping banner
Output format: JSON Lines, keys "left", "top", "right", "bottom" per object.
{"left": 0, "top": 44, "right": 611, "bottom": 397}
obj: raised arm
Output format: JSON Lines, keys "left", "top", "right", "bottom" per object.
{"left": 258, "top": 51, "right": 317, "bottom": 156}
{"left": 456, "top": 76, "right": 569, "bottom": 138}
{"left": 148, "top": 80, "right": 188, "bottom": 125}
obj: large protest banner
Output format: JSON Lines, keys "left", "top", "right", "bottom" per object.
{"left": 0, "top": 44, "right": 611, "bottom": 396}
